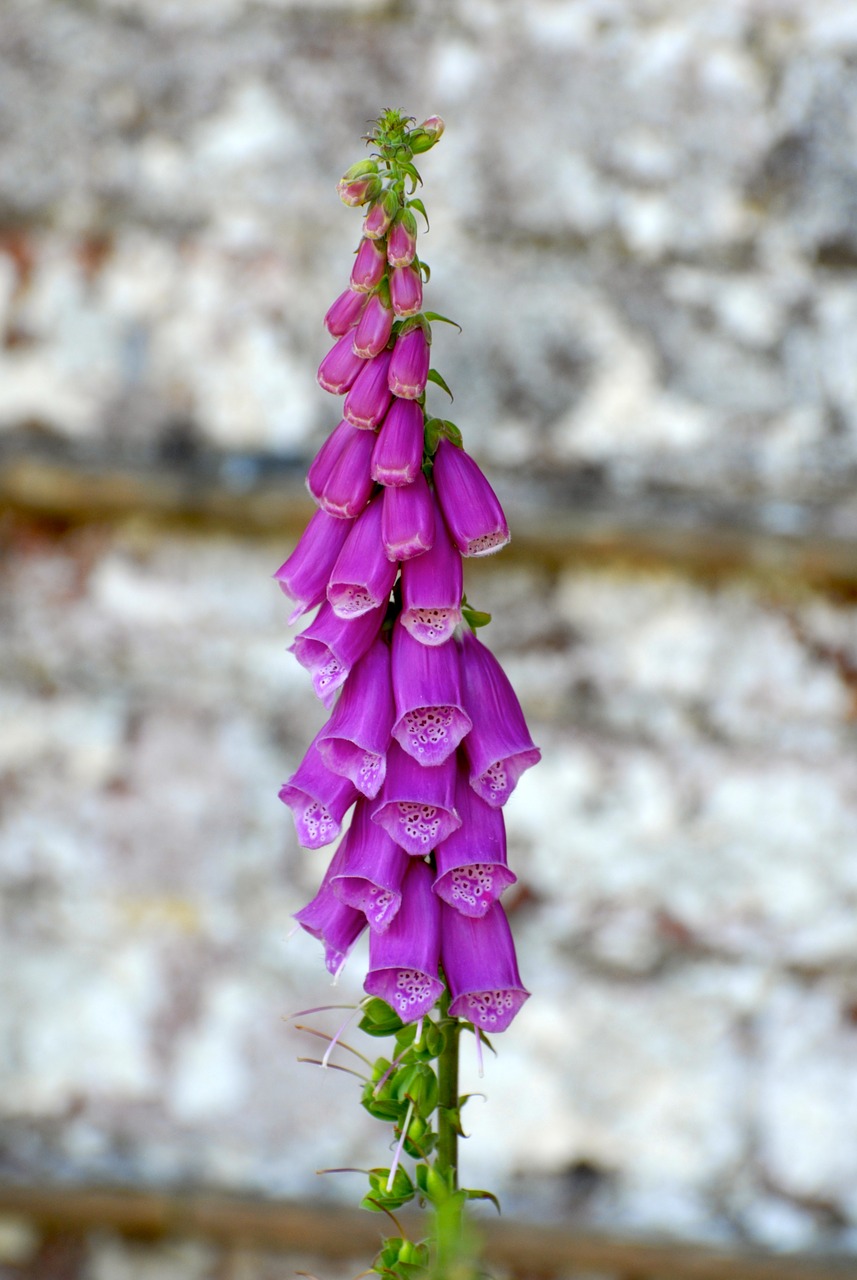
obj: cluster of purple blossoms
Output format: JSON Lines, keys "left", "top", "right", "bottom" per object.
{"left": 276, "top": 115, "right": 540, "bottom": 1037}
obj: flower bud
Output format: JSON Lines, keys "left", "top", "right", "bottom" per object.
{"left": 324, "top": 287, "right": 368, "bottom": 338}
{"left": 317, "top": 331, "right": 366, "bottom": 395}
{"left": 371, "top": 397, "right": 424, "bottom": 487}
{"left": 390, "top": 264, "right": 423, "bottom": 318}
{"left": 353, "top": 290, "right": 394, "bottom": 359}
{"left": 363, "top": 188, "right": 399, "bottom": 240}
{"left": 409, "top": 116, "right": 444, "bottom": 154}
{"left": 387, "top": 208, "right": 418, "bottom": 268}
{"left": 343, "top": 348, "right": 394, "bottom": 430}
{"left": 351, "top": 237, "right": 387, "bottom": 293}
{"left": 388, "top": 323, "right": 430, "bottom": 400}
{"left": 337, "top": 160, "right": 382, "bottom": 207}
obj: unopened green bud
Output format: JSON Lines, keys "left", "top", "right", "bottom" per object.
{"left": 410, "top": 115, "right": 444, "bottom": 153}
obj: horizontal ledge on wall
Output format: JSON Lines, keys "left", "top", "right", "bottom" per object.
{"left": 0, "top": 1183, "right": 854, "bottom": 1280}
{"left": 2, "top": 444, "right": 857, "bottom": 585}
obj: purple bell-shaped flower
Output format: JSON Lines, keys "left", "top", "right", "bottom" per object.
{"left": 364, "top": 859, "right": 444, "bottom": 1023}
{"left": 441, "top": 901, "right": 529, "bottom": 1032}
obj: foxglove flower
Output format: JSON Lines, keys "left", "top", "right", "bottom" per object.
{"left": 351, "top": 237, "right": 387, "bottom": 292}
{"left": 343, "top": 349, "right": 394, "bottom": 430}
{"left": 441, "top": 901, "right": 530, "bottom": 1032}
{"left": 371, "top": 741, "right": 460, "bottom": 855}
{"left": 327, "top": 497, "right": 397, "bottom": 618}
{"left": 278, "top": 730, "right": 359, "bottom": 848}
{"left": 353, "top": 290, "right": 394, "bottom": 359}
{"left": 324, "top": 287, "right": 368, "bottom": 338}
{"left": 316, "top": 426, "right": 376, "bottom": 519}
{"left": 364, "top": 859, "right": 444, "bottom": 1022}
{"left": 433, "top": 765, "right": 516, "bottom": 917}
{"left": 291, "top": 600, "right": 386, "bottom": 703}
{"left": 274, "top": 508, "right": 353, "bottom": 624}
{"left": 318, "top": 331, "right": 366, "bottom": 395}
{"left": 390, "top": 264, "right": 423, "bottom": 318}
{"left": 306, "top": 419, "right": 363, "bottom": 504}
{"left": 388, "top": 323, "right": 430, "bottom": 399}
{"left": 295, "top": 839, "right": 367, "bottom": 976}
{"left": 337, "top": 160, "right": 382, "bottom": 207}
{"left": 381, "top": 471, "right": 435, "bottom": 562}
{"left": 331, "top": 798, "right": 409, "bottom": 931}
{"left": 316, "top": 635, "right": 394, "bottom": 799}
{"left": 363, "top": 190, "right": 399, "bottom": 240}
{"left": 433, "top": 437, "right": 510, "bottom": 557}
{"left": 387, "top": 208, "right": 418, "bottom": 268}
{"left": 391, "top": 619, "right": 472, "bottom": 765}
{"left": 400, "top": 505, "right": 462, "bottom": 645}
{"left": 371, "top": 397, "right": 424, "bottom": 487}
{"left": 459, "top": 628, "right": 541, "bottom": 807}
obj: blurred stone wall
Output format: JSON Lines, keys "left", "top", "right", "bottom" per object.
{"left": 2, "top": 0, "right": 857, "bottom": 1260}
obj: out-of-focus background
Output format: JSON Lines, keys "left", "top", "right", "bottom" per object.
{"left": 2, "top": 0, "right": 857, "bottom": 1277}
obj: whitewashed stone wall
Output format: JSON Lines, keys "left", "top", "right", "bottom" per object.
{"left": 2, "top": 0, "right": 857, "bottom": 1261}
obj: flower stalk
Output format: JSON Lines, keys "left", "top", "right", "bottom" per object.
{"left": 278, "top": 107, "right": 541, "bottom": 1280}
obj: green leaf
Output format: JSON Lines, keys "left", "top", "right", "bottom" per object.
{"left": 408, "top": 197, "right": 430, "bottom": 230}
{"left": 462, "top": 604, "right": 492, "bottom": 631}
{"left": 426, "top": 368, "right": 454, "bottom": 401}
{"left": 463, "top": 1187, "right": 502, "bottom": 1214}
{"left": 423, "top": 311, "right": 461, "bottom": 332}
{"left": 419, "top": 260, "right": 431, "bottom": 283}
{"left": 359, "top": 999, "right": 405, "bottom": 1037}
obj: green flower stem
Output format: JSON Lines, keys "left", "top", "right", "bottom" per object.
{"left": 435, "top": 987, "right": 460, "bottom": 1188}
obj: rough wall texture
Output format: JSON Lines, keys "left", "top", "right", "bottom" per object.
{"left": 2, "top": 0, "right": 857, "bottom": 1263}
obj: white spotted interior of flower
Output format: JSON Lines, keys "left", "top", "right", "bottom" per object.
{"left": 466, "top": 530, "right": 505, "bottom": 556}
{"left": 300, "top": 799, "right": 335, "bottom": 844}
{"left": 466, "top": 989, "right": 516, "bottom": 1026}
{"left": 406, "top": 607, "right": 454, "bottom": 643}
{"left": 450, "top": 863, "right": 495, "bottom": 911}
{"left": 331, "top": 584, "right": 375, "bottom": 616}
{"left": 359, "top": 751, "right": 382, "bottom": 789}
{"left": 359, "top": 884, "right": 395, "bottom": 927}
{"left": 315, "top": 653, "right": 345, "bottom": 693}
{"left": 397, "top": 802, "right": 440, "bottom": 846}
{"left": 403, "top": 706, "right": 455, "bottom": 752}
{"left": 483, "top": 759, "right": 508, "bottom": 796}
{"left": 394, "top": 968, "right": 434, "bottom": 1013}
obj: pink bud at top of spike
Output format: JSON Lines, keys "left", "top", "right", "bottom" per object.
{"left": 432, "top": 437, "right": 510, "bottom": 557}
{"left": 317, "top": 331, "right": 366, "bottom": 395}
{"left": 337, "top": 160, "right": 382, "bottom": 207}
{"left": 388, "top": 323, "right": 430, "bottom": 400}
{"left": 353, "top": 290, "right": 394, "bottom": 359}
{"left": 371, "top": 397, "right": 424, "bottom": 487}
{"left": 351, "top": 238, "right": 387, "bottom": 293}
{"left": 363, "top": 189, "right": 399, "bottom": 240}
{"left": 390, "top": 264, "right": 423, "bottom": 318}
{"left": 409, "top": 116, "right": 445, "bottom": 154}
{"left": 324, "top": 287, "right": 368, "bottom": 338}
{"left": 387, "top": 208, "right": 418, "bottom": 268}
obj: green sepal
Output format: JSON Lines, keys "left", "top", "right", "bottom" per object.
{"left": 359, "top": 998, "right": 405, "bottom": 1037}
{"left": 412, "top": 1020, "right": 446, "bottom": 1060}
{"left": 376, "top": 275, "right": 392, "bottom": 308}
{"left": 395, "top": 1062, "right": 438, "bottom": 1118}
{"left": 423, "top": 311, "right": 462, "bottom": 332}
{"left": 415, "top": 1162, "right": 452, "bottom": 1205}
{"left": 426, "top": 368, "right": 454, "bottom": 401}
{"left": 407, "top": 197, "right": 430, "bottom": 230}
{"left": 438, "top": 1104, "right": 467, "bottom": 1139}
{"left": 393, "top": 1021, "right": 418, "bottom": 1051}
{"left": 463, "top": 1187, "right": 502, "bottom": 1214}
{"left": 462, "top": 603, "right": 492, "bottom": 631}
{"left": 362, "top": 1166, "right": 416, "bottom": 1212}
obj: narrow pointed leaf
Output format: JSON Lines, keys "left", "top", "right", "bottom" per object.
{"left": 426, "top": 368, "right": 454, "bottom": 401}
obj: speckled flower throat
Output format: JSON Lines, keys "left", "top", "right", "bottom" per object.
{"left": 276, "top": 110, "right": 541, "bottom": 1279}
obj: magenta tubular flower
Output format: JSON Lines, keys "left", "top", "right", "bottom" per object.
{"left": 364, "top": 859, "right": 444, "bottom": 1022}
{"left": 391, "top": 618, "right": 472, "bottom": 765}
{"left": 381, "top": 471, "right": 435, "bottom": 562}
{"left": 278, "top": 730, "right": 359, "bottom": 848}
{"left": 400, "top": 505, "right": 462, "bottom": 645}
{"left": 441, "top": 901, "right": 530, "bottom": 1032}
{"left": 433, "top": 765, "right": 516, "bottom": 917}
{"left": 294, "top": 840, "right": 367, "bottom": 976}
{"left": 459, "top": 628, "right": 541, "bottom": 806}
{"left": 351, "top": 237, "right": 387, "bottom": 292}
{"left": 353, "top": 292, "right": 394, "bottom": 359}
{"left": 327, "top": 497, "right": 397, "bottom": 618}
{"left": 371, "top": 741, "right": 460, "bottom": 855}
{"left": 331, "top": 798, "right": 410, "bottom": 931}
{"left": 273, "top": 508, "right": 353, "bottom": 624}
{"left": 343, "top": 349, "right": 393, "bottom": 430}
{"left": 371, "top": 397, "right": 424, "bottom": 487}
{"left": 317, "top": 636, "right": 394, "bottom": 799}
{"left": 307, "top": 420, "right": 362, "bottom": 504}
{"left": 317, "top": 332, "right": 366, "bottom": 395}
{"left": 432, "top": 437, "right": 510, "bottom": 557}
{"left": 337, "top": 161, "right": 382, "bottom": 208}
{"left": 387, "top": 208, "right": 418, "bottom": 268}
{"left": 317, "top": 426, "right": 376, "bottom": 519}
{"left": 389, "top": 265, "right": 423, "bottom": 318}
{"left": 324, "top": 287, "right": 368, "bottom": 338}
{"left": 362, "top": 190, "right": 398, "bottom": 240}
{"left": 290, "top": 600, "right": 386, "bottom": 703}
{"left": 388, "top": 324, "right": 430, "bottom": 399}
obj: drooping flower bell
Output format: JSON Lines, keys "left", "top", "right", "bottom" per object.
{"left": 364, "top": 859, "right": 444, "bottom": 1022}
{"left": 371, "top": 741, "right": 460, "bottom": 856}
{"left": 324, "top": 287, "right": 369, "bottom": 338}
{"left": 316, "top": 634, "right": 394, "bottom": 799}
{"left": 294, "top": 839, "right": 367, "bottom": 977}
{"left": 343, "top": 349, "right": 394, "bottom": 430}
{"left": 433, "top": 436, "right": 510, "bottom": 557}
{"left": 278, "top": 729, "right": 359, "bottom": 849}
{"left": 381, "top": 471, "right": 435, "bottom": 562}
{"left": 371, "top": 397, "right": 424, "bottom": 487}
{"left": 314, "top": 425, "right": 376, "bottom": 519}
{"left": 331, "top": 797, "right": 410, "bottom": 931}
{"left": 290, "top": 600, "right": 386, "bottom": 704}
{"left": 441, "top": 901, "right": 530, "bottom": 1032}
{"left": 353, "top": 287, "right": 394, "bottom": 359}
{"left": 433, "top": 763, "right": 516, "bottom": 916}
{"left": 399, "top": 502, "right": 462, "bottom": 645}
{"left": 391, "top": 619, "right": 472, "bottom": 765}
{"left": 337, "top": 159, "right": 382, "bottom": 207}
{"left": 327, "top": 496, "right": 398, "bottom": 618}
{"left": 387, "top": 207, "right": 418, "bottom": 268}
{"left": 459, "top": 628, "right": 541, "bottom": 807}
{"left": 351, "top": 237, "right": 387, "bottom": 292}
{"left": 388, "top": 322, "right": 430, "bottom": 399}
{"left": 273, "top": 508, "right": 353, "bottom": 624}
